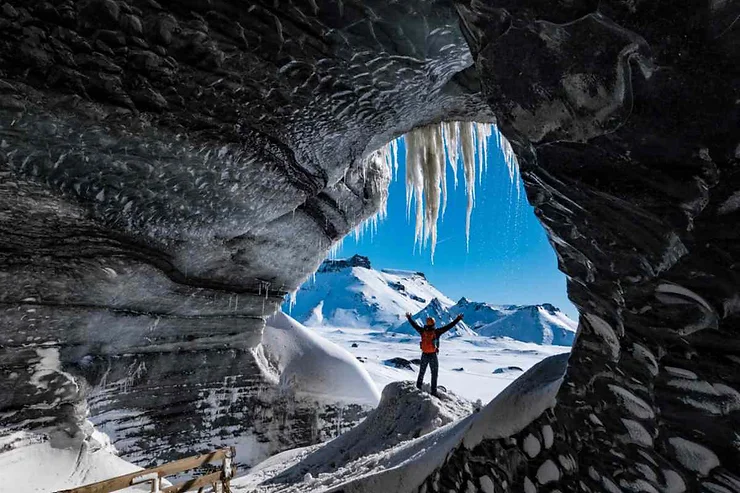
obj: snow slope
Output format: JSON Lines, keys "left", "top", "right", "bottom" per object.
{"left": 262, "top": 312, "right": 381, "bottom": 407}
{"left": 286, "top": 255, "right": 452, "bottom": 329}
{"left": 231, "top": 353, "right": 570, "bottom": 493}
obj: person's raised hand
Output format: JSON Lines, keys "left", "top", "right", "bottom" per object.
{"left": 457, "top": 313, "right": 464, "bottom": 320}
{"left": 405, "top": 312, "right": 412, "bottom": 318}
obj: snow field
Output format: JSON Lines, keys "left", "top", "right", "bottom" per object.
{"left": 309, "top": 324, "right": 569, "bottom": 404}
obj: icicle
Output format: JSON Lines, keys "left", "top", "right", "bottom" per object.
{"left": 443, "top": 122, "right": 460, "bottom": 190}
{"left": 476, "top": 123, "right": 492, "bottom": 180}
{"left": 460, "top": 122, "right": 476, "bottom": 250}
{"left": 404, "top": 124, "right": 447, "bottom": 261}
{"left": 438, "top": 128, "right": 448, "bottom": 219}
{"left": 287, "top": 290, "right": 297, "bottom": 314}
{"left": 405, "top": 130, "right": 426, "bottom": 247}
{"left": 328, "top": 235, "right": 344, "bottom": 260}
{"left": 392, "top": 140, "right": 398, "bottom": 178}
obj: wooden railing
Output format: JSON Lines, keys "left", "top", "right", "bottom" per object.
{"left": 57, "top": 447, "right": 236, "bottom": 493}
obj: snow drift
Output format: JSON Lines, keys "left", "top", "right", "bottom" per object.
{"left": 262, "top": 311, "right": 380, "bottom": 407}
{"left": 1, "top": 430, "right": 147, "bottom": 493}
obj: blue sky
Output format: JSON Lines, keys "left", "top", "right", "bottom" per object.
{"left": 332, "top": 136, "right": 578, "bottom": 320}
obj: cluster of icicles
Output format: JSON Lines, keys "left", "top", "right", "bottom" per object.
{"left": 366, "top": 121, "right": 518, "bottom": 262}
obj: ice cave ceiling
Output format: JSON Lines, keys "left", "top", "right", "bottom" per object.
{"left": 1, "top": 0, "right": 739, "bottom": 491}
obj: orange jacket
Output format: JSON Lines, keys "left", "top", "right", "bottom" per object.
{"left": 406, "top": 315, "right": 462, "bottom": 354}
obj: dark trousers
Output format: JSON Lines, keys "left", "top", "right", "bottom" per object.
{"left": 417, "top": 352, "right": 439, "bottom": 394}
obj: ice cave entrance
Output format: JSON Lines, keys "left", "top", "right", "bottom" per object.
{"left": 285, "top": 122, "right": 577, "bottom": 405}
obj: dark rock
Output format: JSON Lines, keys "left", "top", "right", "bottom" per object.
{"left": 34, "top": 2, "right": 60, "bottom": 23}
{"left": 383, "top": 357, "right": 414, "bottom": 370}
{"left": 18, "top": 42, "right": 53, "bottom": 71}
{"left": 351, "top": 343, "right": 358, "bottom": 348}
{"left": 318, "top": 254, "right": 372, "bottom": 272}
{"left": 144, "top": 13, "right": 178, "bottom": 46}
{"left": 95, "top": 29, "right": 126, "bottom": 47}
{"left": 0, "top": 79, "right": 17, "bottom": 92}
{"left": 452, "top": 367, "right": 465, "bottom": 372}
{"left": 127, "top": 49, "right": 161, "bottom": 73}
{"left": 1, "top": 3, "right": 18, "bottom": 19}
{"left": 119, "top": 13, "right": 142, "bottom": 36}
{"left": 128, "top": 36, "right": 148, "bottom": 49}
{"left": 130, "top": 86, "right": 167, "bottom": 112}
{"left": 54, "top": 27, "right": 92, "bottom": 53}
{"left": 75, "top": 52, "right": 122, "bottom": 73}
{"left": 492, "top": 366, "right": 523, "bottom": 374}
{"left": 0, "top": 95, "right": 25, "bottom": 111}
{"left": 83, "top": 72, "right": 131, "bottom": 108}
{"left": 57, "top": 4, "right": 77, "bottom": 27}
{"left": 78, "top": 0, "right": 120, "bottom": 29}
{"left": 93, "top": 39, "right": 115, "bottom": 56}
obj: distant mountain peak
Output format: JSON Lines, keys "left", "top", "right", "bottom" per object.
{"left": 288, "top": 256, "right": 452, "bottom": 328}
{"left": 427, "top": 297, "right": 445, "bottom": 309}
{"left": 318, "top": 254, "right": 372, "bottom": 272}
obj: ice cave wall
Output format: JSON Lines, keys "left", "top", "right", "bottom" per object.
{"left": 0, "top": 0, "right": 492, "bottom": 469}
{"left": 415, "top": 1, "right": 740, "bottom": 492}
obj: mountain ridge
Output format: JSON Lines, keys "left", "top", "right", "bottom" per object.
{"left": 286, "top": 256, "right": 577, "bottom": 346}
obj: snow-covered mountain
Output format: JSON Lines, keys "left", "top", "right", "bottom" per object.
{"left": 448, "top": 298, "right": 577, "bottom": 345}
{"left": 287, "top": 255, "right": 577, "bottom": 346}
{"left": 287, "top": 255, "right": 452, "bottom": 329}
{"left": 446, "top": 296, "right": 512, "bottom": 329}
{"left": 473, "top": 303, "right": 577, "bottom": 345}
